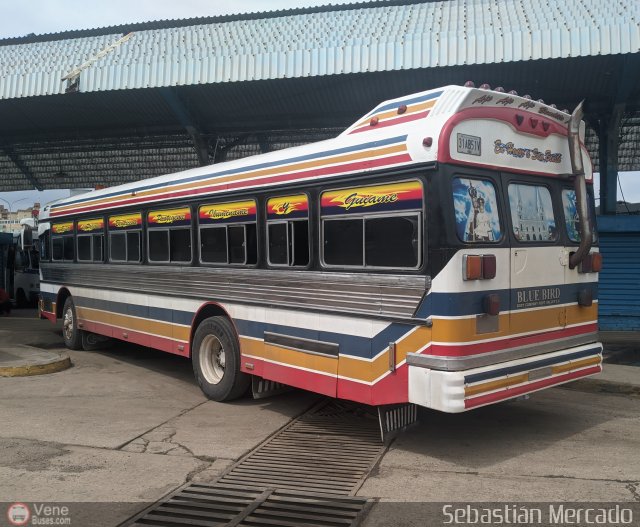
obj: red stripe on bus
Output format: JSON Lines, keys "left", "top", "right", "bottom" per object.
{"left": 79, "top": 319, "right": 188, "bottom": 356}
{"left": 50, "top": 153, "right": 413, "bottom": 217}
{"left": 427, "top": 324, "right": 598, "bottom": 357}
{"left": 464, "top": 365, "right": 601, "bottom": 409}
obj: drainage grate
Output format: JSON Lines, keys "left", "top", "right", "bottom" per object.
{"left": 218, "top": 400, "right": 384, "bottom": 496}
{"left": 124, "top": 401, "right": 382, "bottom": 527}
{"left": 128, "top": 483, "right": 371, "bottom": 527}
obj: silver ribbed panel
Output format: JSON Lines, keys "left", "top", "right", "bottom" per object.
{"left": 1, "top": 0, "right": 638, "bottom": 100}
{"left": 41, "top": 264, "right": 429, "bottom": 320}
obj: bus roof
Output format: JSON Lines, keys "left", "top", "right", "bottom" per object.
{"left": 42, "top": 84, "right": 585, "bottom": 221}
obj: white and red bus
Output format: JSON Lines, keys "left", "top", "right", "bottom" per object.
{"left": 38, "top": 83, "right": 601, "bottom": 432}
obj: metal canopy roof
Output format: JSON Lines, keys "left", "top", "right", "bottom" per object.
{"left": 0, "top": 0, "right": 639, "bottom": 191}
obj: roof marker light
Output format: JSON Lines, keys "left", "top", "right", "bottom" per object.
{"left": 508, "top": 90, "right": 518, "bottom": 95}
{"left": 516, "top": 114, "right": 524, "bottom": 125}
{"left": 538, "top": 99, "right": 545, "bottom": 104}
{"left": 530, "top": 118, "right": 539, "bottom": 128}
{"left": 370, "top": 117, "right": 379, "bottom": 126}
{"left": 542, "top": 121, "right": 550, "bottom": 132}
{"left": 397, "top": 104, "right": 407, "bottom": 114}
{"left": 495, "top": 86, "right": 505, "bottom": 92}
{"left": 523, "top": 94, "right": 532, "bottom": 99}
{"left": 480, "top": 83, "right": 491, "bottom": 90}
{"left": 550, "top": 104, "right": 557, "bottom": 109}
{"left": 464, "top": 81, "right": 475, "bottom": 88}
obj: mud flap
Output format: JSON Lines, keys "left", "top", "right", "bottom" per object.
{"left": 251, "top": 377, "right": 293, "bottom": 399}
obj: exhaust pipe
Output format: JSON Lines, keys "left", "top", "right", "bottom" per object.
{"left": 567, "top": 101, "right": 593, "bottom": 269}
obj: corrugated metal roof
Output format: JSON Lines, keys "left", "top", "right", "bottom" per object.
{"left": 1, "top": 0, "right": 638, "bottom": 100}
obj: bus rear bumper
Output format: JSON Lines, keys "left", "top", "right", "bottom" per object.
{"left": 407, "top": 343, "right": 603, "bottom": 413}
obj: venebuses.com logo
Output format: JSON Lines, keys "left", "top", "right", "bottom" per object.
{"left": 6, "top": 503, "right": 30, "bottom": 526}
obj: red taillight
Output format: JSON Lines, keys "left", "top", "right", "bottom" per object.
{"left": 463, "top": 255, "right": 482, "bottom": 280}
{"left": 463, "top": 254, "right": 496, "bottom": 280}
{"left": 483, "top": 293, "right": 501, "bottom": 315}
{"left": 482, "top": 254, "right": 497, "bottom": 279}
{"left": 579, "top": 252, "right": 602, "bottom": 273}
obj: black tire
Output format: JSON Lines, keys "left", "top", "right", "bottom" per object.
{"left": 192, "top": 316, "right": 250, "bottom": 401}
{"left": 16, "top": 289, "right": 27, "bottom": 308}
{"left": 62, "top": 297, "right": 83, "bottom": 350}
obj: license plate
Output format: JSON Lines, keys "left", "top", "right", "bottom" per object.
{"left": 528, "top": 366, "right": 553, "bottom": 381}
{"left": 457, "top": 133, "right": 481, "bottom": 156}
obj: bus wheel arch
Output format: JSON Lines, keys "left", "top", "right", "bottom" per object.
{"left": 191, "top": 306, "right": 250, "bottom": 401}
{"left": 56, "top": 288, "right": 72, "bottom": 319}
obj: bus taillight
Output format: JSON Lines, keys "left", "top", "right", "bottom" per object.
{"left": 579, "top": 252, "right": 602, "bottom": 274}
{"left": 463, "top": 254, "right": 496, "bottom": 281}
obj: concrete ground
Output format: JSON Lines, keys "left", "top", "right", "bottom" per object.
{"left": 1, "top": 310, "right": 639, "bottom": 526}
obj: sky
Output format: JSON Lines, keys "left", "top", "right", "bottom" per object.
{"left": 0, "top": 0, "right": 638, "bottom": 209}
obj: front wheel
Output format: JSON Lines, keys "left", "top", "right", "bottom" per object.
{"left": 192, "top": 316, "right": 250, "bottom": 401}
{"left": 62, "top": 297, "right": 83, "bottom": 350}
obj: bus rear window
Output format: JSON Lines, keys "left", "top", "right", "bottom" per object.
{"left": 452, "top": 178, "right": 502, "bottom": 242}
{"left": 562, "top": 189, "right": 598, "bottom": 244}
{"left": 508, "top": 184, "right": 557, "bottom": 242}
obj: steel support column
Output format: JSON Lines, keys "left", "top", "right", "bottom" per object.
{"left": 597, "top": 55, "right": 638, "bottom": 215}
{"left": 597, "top": 107, "right": 624, "bottom": 215}
{"left": 158, "top": 87, "right": 210, "bottom": 166}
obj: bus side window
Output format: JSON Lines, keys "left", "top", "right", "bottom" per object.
{"left": 198, "top": 200, "right": 257, "bottom": 266}
{"left": 452, "top": 178, "right": 502, "bottom": 243}
{"left": 321, "top": 180, "right": 423, "bottom": 269}
{"left": 266, "top": 194, "right": 309, "bottom": 267}
{"left": 108, "top": 214, "right": 142, "bottom": 263}
{"left": 77, "top": 219, "right": 105, "bottom": 262}
{"left": 51, "top": 222, "right": 75, "bottom": 262}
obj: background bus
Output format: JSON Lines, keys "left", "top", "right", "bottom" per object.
{"left": 1, "top": 219, "right": 39, "bottom": 307}
{"left": 37, "top": 83, "right": 601, "bottom": 435}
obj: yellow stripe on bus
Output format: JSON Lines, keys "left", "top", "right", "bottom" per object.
{"left": 53, "top": 143, "right": 408, "bottom": 214}
{"left": 354, "top": 99, "right": 437, "bottom": 128}
{"left": 75, "top": 306, "right": 190, "bottom": 341}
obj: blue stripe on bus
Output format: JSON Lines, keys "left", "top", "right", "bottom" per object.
{"left": 52, "top": 135, "right": 409, "bottom": 210}
{"left": 414, "top": 282, "right": 599, "bottom": 318}
{"left": 45, "top": 292, "right": 414, "bottom": 359}
{"left": 234, "top": 319, "right": 410, "bottom": 359}
{"left": 464, "top": 346, "right": 602, "bottom": 384}
{"left": 364, "top": 91, "right": 443, "bottom": 118}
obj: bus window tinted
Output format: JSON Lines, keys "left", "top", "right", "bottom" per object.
{"left": 452, "top": 178, "right": 502, "bottom": 242}
{"left": 509, "top": 184, "right": 557, "bottom": 242}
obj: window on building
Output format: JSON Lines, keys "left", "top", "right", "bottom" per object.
{"left": 508, "top": 184, "right": 557, "bottom": 242}
{"left": 198, "top": 200, "right": 257, "bottom": 265}
{"left": 321, "top": 181, "right": 422, "bottom": 269}
{"left": 108, "top": 213, "right": 142, "bottom": 263}
{"left": 266, "top": 194, "right": 309, "bottom": 267}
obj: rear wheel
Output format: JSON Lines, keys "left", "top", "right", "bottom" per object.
{"left": 192, "top": 316, "right": 250, "bottom": 401}
{"left": 62, "top": 297, "right": 83, "bottom": 350}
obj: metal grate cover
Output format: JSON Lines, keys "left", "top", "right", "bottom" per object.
{"left": 218, "top": 401, "right": 384, "bottom": 496}
{"left": 124, "top": 401, "right": 382, "bottom": 526}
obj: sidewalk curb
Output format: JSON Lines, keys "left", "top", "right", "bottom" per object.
{"left": 0, "top": 353, "right": 72, "bottom": 377}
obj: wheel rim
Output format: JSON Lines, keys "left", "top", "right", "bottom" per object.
{"left": 63, "top": 307, "right": 74, "bottom": 341}
{"left": 199, "top": 334, "right": 226, "bottom": 385}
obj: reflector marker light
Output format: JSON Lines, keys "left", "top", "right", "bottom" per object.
{"left": 422, "top": 136, "right": 433, "bottom": 147}
{"left": 464, "top": 81, "right": 476, "bottom": 88}
{"left": 397, "top": 104, "right": 407, "bottom": 114}
{"left": 370, "top": 117, "right": 379, "bottom": 126}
